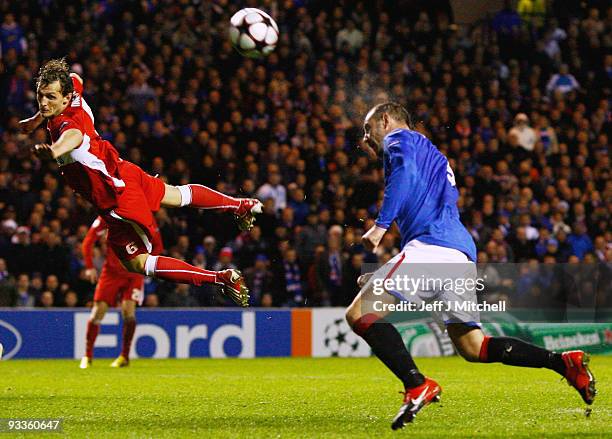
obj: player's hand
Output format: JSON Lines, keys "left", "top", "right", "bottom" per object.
{"left": 19, "top": 115, "right": 42, "bottom": 134}
{"left": 362, "top": 225, "right": 386, "bottom": 252}
{"left": 31, "top": 143, "right": 54, "bottom": 160}
{"left": 70, "top": 72, "right": 83, "bottom": 84}
{"left": 357, "top": 272, "right": 374, "bottom": 288}
{"left": 84, "top": 268, "right": 98, "bottom": 284}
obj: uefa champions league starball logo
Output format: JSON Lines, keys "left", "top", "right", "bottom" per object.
{"left": 0, "top": 320, "right": 22, "bottom": 360}
{"left": 323, "top": 318, "right": 362, "bottom": 357}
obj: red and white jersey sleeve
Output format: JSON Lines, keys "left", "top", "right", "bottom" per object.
{"left": 47, "top": 75, "right": 125, "bottom": 211}
{"left": 71, "top": 74, "right": 83, "bottom": 94}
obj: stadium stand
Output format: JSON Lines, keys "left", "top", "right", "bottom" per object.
{"left": 0, "top": 0, "right": 609, "bottom": 308}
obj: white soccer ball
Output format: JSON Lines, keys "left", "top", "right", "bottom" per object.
{"left": 229, "top": 8, "right": 279, "bottom": 59}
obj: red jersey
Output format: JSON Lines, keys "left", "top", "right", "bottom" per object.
{"left": 82, "top": 216, "right": 128, "bottom": 274}
{"left": 47, "top": 76, "right": 124, "bottom": 211}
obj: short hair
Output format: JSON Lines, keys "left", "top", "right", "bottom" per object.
{"left": 36, "top": 58, "right": 74, "bottom": 96}
{"left": 367, "top": 102, "right": 413, "bottom": 128}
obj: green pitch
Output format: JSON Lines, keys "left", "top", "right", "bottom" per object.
{"left": 1, "top": 356, "right": 610, "bottom": 438}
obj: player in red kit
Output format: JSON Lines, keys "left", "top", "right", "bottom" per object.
{"left": 21, "top": 59, "right": 261, "bottom": 306}
{"left": 80, "top": 215, "right": 163, "bottom": 369}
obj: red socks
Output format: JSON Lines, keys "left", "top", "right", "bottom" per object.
{"left": 122, "top": 318, "right": 136, "bottom": 358}
{"left": 179, "top": 184, "right": 240, "bottom": 211}
{"left": 85, "top": 320, "right": 100, "bottom": 358}
{"left": 145, "top": 255, "right": 218, "bottom": 285}
{"left": 86, "top": 318, "right": 137, "bottom": 359}
{"left": 479, "top": 335, "right": 491, "bottom": 362}
{"left": 351, "top": 313, "right": 381, "bottom": 336}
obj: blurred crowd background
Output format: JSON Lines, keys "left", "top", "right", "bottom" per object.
{"left": 0, "top": 0, "right": 610, "bottom": 309}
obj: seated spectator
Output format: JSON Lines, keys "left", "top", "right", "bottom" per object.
{"left": 508, "top": 113, "right": 536, "bottom": 151}
{"left": 336, "top": 20, "right": 364, "bottom": 53}
{"left": 63, "top": 290, "right": 79, "bottom": 307}
{"left": 288, "top": 187, "right": 309, "bottom": 225}
{"left": 38, "top": 290, "right": 54, "bottom": 308}
{"left": 15, "top": 273, "right": 35, "bottom": 308}
{"left": 546, "top": 64, "right": 580, "bottom": 95}
{"left": 519, "top": 214, "right": 539, "bottom": 241}
{"left": 534, "top": 115, "right": 558, "bottom": 154}
{"left": 511, "top": 227, "right": 536, "bottom": 261}
{"left": 568, "top": 223, "right": 594, "bottom": 260}
{"left": 213, "top": 247, "right": 237, "bottom": 271}
{"left": 278, "top": 247, "right": 305, "bottom": 306}
{"left": 243, "top": 254, "right": 275, "bottom": 306}
{"left": 144, "top": 293, "right": 160, "bottom": 308}
{"left": 0, "top": 13, "right": 27, "bottom": 56}
{"left": 256, "top": 165, "right": 287, "bottom": 212}
{"left": 163, "top": 284, "right": 199, "bottom": 307}
{"left": 0, "top": 258, "right": 9, "bottom": 282}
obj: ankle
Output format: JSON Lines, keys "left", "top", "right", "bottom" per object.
{"left": 403, "top": 369, "right": 425, "bottom": 389}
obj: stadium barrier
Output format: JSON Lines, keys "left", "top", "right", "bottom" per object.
{"left": 0, "top": 308, "right": 610, "bottom": 360}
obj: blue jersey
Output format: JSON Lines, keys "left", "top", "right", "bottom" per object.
{"left": 375, "top": 129, "right": 477, "bottom": 262}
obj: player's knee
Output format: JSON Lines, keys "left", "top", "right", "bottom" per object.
{"left": 161, "top": 184, "right": 183, "bottom": 207}
{"left": 122, "top": 313, "right": 136, "bottom": 322}
{"left": 448, "top": 325, "right": 485, "bottom": 362}
{"left": 451, "top": 335, "right": 483, "bottom": 362}
{"left": 455, "top": 343, "right": 481, "bottom": 362}
{"left": 345, "top": 303, "right": 361, "bottom": 329}
{"left": 122, "top": 306, "right": 136, "bottom": 320}
{"left": 90, "top": 304, "right": 107, "bottom": 324}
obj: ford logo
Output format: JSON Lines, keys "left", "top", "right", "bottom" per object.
{"left": 0, "top": 320, "right": 22, "bottom": 360}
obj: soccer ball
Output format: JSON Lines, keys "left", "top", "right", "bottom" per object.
{"left": 229, "top": 8, "right": 279, "bottom": 59}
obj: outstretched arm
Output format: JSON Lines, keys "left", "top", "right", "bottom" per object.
{"left": 32, "top": 128, "right": 83, "bottom": 160}
{"left": 19, "top": 111, "right": 45, "bottom": 134}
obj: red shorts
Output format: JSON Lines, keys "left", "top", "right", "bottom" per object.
{"left": 103, "top": 161, "right": 165, "bottom": 261}
{"left": 94, "top": 267, "right": 145, "bottom": 306}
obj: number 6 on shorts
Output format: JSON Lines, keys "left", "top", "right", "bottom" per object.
{"left": 125, "top": 241, "right": 139, "bottom": 255}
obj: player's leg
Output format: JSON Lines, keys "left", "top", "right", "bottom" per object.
{"left": 118, "top": 159, "right": 262, "bottom": 231}
{"left": 104, "top": 207, "right": 250, "bottom": 306}
{"left": 112, "top": 276, "right": 142, "bottom": 367}
{"left": 122, "top": 253, "right": 249, "bottom": 306}
{"left": 346, "top": 283, "right": 441, "bottom": 429}
{"left": 447, "top": 324, "right": 566, "bottom": 368}
{"left": 345, "top": 255, "right": 441, "bottom": 429}
{"left": 111, "top": 299, "right": 137, "bottom": 368}
{"left": 81, "top": 300, "right": 109, "bottom": 368}
{"left": 346, "top": 290, "right": 426, "bottom": 389}
{"left": 161, "top": 183, "right": 262, "bottom": 231}
{"left": 447, "top": 324, "right": 596, "bottom": 404}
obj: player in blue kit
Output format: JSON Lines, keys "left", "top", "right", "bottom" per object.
{"left": 345, "top": 103, "right": 596, "bottom": 429}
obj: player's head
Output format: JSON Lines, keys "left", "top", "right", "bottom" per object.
{"left": 363, "top": 102, "right": 413, "bottom": 150}
{"left": 36, "top": 58, "right": 74, "bottom": 118}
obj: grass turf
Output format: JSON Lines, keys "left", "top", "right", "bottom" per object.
{"left": 0, "top": 356, "right": 610, "bottom": 438}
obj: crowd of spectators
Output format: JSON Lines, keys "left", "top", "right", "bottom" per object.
{"left": 0, "top": 0, "right": 610, "bottom": 310}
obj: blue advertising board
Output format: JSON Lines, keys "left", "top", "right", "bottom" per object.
{"left": 0, "top": 309, "right": 292, "bottom": 360}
